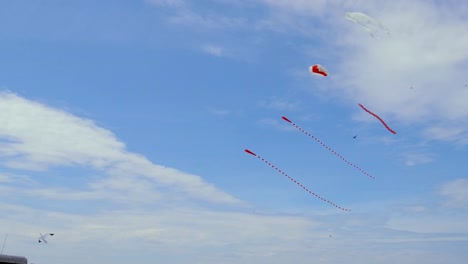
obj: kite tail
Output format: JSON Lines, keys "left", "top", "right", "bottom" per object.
{"left": 358, "top": 103, "right": 396, "bottom": 134}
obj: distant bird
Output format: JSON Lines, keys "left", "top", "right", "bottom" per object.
{"left": 38, "top": 233, "right": 54, "bottom": 244}
{"left": 353, "top": 135, "right": 357, "bottom": 139}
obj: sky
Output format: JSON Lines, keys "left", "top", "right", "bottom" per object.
{"left": 0, "top": 0, "right": 467, "bottom": 263}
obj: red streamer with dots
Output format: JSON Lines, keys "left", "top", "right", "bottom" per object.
{"left": 245, "top": 149, "right": 351, "bottom": 212}
{"left": 282, "top": 116, "right": 375, "bottom": 180}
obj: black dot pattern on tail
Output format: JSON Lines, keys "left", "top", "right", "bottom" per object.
{"left": 292, "top": 123, "right": 375, "bottom": 180}
{"left": 257, "top": 156, "right": 351, "bottom": 212}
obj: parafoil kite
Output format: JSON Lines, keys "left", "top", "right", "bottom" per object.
{"left": 345, "top": 12, "right": 390, "bottom": 39}
{"left": 309, "top": 64, "right": 328, "bottom": 77}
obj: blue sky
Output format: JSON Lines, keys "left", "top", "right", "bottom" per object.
{"left": 0, "top": 0, "right": 467, "bottom": 263}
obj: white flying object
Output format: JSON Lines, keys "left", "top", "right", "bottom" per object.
{"left": 345, "top": 12, "right": 390, "bottom": 39}
{"left": 38, "top": 233, "right": 54, "bottom": 244}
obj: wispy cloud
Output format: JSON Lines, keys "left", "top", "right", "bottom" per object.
{"left": 202, "top": 44, "right": 228, "bottom": 57}
{"left": 147, "top": 0, "right": 248, "bottom": 30}
{"left": 0, "top": 91, "right": 243, "bottom": 206}
{"left": 424, "top": 126, "right": 468, "bottom": 145}
{"left": 3, "top": 196, "right": 468, "bottom": 264}
{"left": 440, "top": 178, "right": 468, "bottom": 209}
{"left": 402, "top": 151, "right": 434, "bottom": 166}
{"left": 258, "top": 96, "right": 299, "bottom": 111}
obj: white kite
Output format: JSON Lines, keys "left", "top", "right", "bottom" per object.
{"left": 345, "top": 12, "right": 390, "bottom": 39}
{"left": 38, "top": 233, "right": 54, "bottom": 244}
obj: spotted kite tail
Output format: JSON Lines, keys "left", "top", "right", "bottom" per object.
{"left": 244, "top": 149, "right": 351, "bottom": 211}
{"left": 281, "top": 116, "right": 375, "bottom": 180}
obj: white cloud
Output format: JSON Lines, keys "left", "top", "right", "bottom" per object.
{"left": 2, "top": 182, "right": 468, "bottom": 263}
{"left": 0, "top": 91, "right": 243, "bottom": 206}
{"left": 403, "top": 151, "right": 434, "bottom": 166}
{"left": 386, "top": 213, "right": 468, "bottom": 234}
{"left": 0, "top": 201, "right": 327, "bottom": 263}
{"left": 0, "top": 173, "right": 30, "bottom": 183}
{"left": 3, "top": 198, "right": 467, "bottom": 264}
{"left": 423, "top": 126, "right": 468, "bottom": 144}
{"left": 202, "top": 44, "right": 227, "bottom": 57}
{"left": 440, "top": 178, "right": 468, "bottom": 208}
{"left": 384, "top": 179, "right": 468, "bottom": 234}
